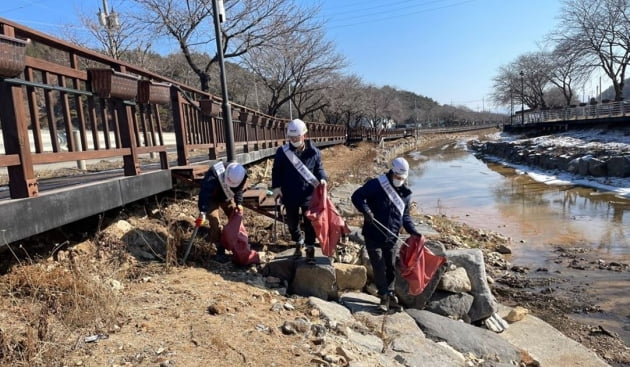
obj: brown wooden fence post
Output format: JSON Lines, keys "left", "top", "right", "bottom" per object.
{"left": 240, "top": 108, "right": 250, "bottom": 153}
{"left": 170, "top": 86, "right": 189, "bottom": 166}
{"left": 115, "top": 98, "right": 140, "bottom": 176}
{"left": 0, "top": 25, "right": 37, "bottom": 198}
{"left": 0, "top": 81, "right": 38, "bottom": 198}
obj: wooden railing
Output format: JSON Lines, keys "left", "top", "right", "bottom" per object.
{"left": 0, "top": 17, "right": 346, "bottom": 200}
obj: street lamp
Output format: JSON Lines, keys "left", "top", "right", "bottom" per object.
{"left": 97, "top": 0, "right": 120, "bottom": 59}
{"left": 520, "top": 71, "right": 524, "bottom": 124}
{"left": 510, "top": 90, "right": 513, "bottom": 124}
{"left": 211, "top": 0, "right": 236, "bottom": 162}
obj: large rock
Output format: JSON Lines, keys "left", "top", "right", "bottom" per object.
{"left": 260, "top": 253, "right": 296, "bottom": 282}
{"left": 445, "top": 249, "right": 497, "bottom": 322}
{"left": 438, "top": 266, "right": 472, "bottom": 293}
{"left": 406, "top": 309, "right": 524, "bottom": 364}
{"left": 497, "top": 305, "right": 610, "bottom": 367}
{"left": 334, "top": 263, "right": 367, "bottom": 291}
{"left": 588, "top": 157, "right": 607, "bottom": 176}
{"left": 339, "top": 292, "right": 381, "bottom": 314}
{"left": 352, "top": 310, "right": 466, "bottom": 366}
{"left": 425, "top": 291, "right": 474, "bottom": 321}
{"left": 290, "top": 249, "right": 337, "bottom": 300}
{"left": 607, "top": 155, "right": 630, "bottom": 177}
{"left": 307, "top": 297, "right": 353, "bottom": 325}
{"left": 382, "top": 311, "right": 465, "bottom": 366}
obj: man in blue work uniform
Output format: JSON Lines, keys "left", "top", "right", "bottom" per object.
{"left": 196, "top": 161, "right": 248, "bottom": 261}
{"left": 271, "top": 119, "right": 328, "bottom": 263}
{"left": 351, "top": 157, "right": 422, "bottom": 312}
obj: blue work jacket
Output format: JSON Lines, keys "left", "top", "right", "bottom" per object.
{"left": 351, "top": 171, "right": 419, "bottom": 246}
{"left": 271, "top": 140, "right": 327, "bottom": 207}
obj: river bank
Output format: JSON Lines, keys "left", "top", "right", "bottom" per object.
{"left": 0, "top": 131, "right": 627, "bottom": 366}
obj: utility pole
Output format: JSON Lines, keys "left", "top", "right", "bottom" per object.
{"left": 212, "top": 0, "right": 236, "bottom": 162}
{"left": 97, "top": 0, "right": 120, "bottom": 59}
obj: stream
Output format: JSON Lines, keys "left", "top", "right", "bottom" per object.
{"left": 405, "top": 138, "right": 630, "bottom": 345}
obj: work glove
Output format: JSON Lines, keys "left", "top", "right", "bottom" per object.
{"left": 195, "top": 212, "right": 206, "bottom": 227}
{"left": 363, "top": 211, "right": 374, "bottom": 225}
{"left": 272, "top": 187, "right": 282, "bottom": 198}
{"left": 319, "top": 179, "right": 327, "bottom": 186}
{"left": 234, "top": 204, "right": 244, "bottom": 214}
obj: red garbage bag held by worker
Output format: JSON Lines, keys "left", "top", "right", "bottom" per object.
{"left": 399, "top": 235, "right": 446, "bottom": 295}
{"left": 306, "top": 184, "right": 350, "bottom": 257}
{"left": 220, "top": 212, "right": 260, "bottom": 266}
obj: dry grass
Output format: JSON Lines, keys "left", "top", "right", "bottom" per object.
{"left": 0, "top": 235, "right": 126, "bottom": 366}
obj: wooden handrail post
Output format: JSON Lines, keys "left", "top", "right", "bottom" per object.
{"left": 0, "top": 24, "right": 37, "bottom": 198}
{"left": 115, "top": 99, "right": 140, "bottom": 175}
{"left": 170, "top": 86, "right": 189, "bottom": 166}
{"left": 0, "top": 80, "right": 38, "bottom": 198}
{"left": 238, "top": 108, "right": 249, "bottom": 153}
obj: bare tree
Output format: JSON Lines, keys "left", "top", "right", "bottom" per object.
{"left": 545, "top": 41, "right": 590, "bottom": 106}
{"left": 491, "top": 52, "right": 551, "bottom": 110}
{"left": 130, "top": 0, "right": 316, "bottom": 92}
{"left": 320, "top": 74, "right": 368, "bottom": 126}
{"left": 556, "top": 0, "right": 630, "bottom": 101}
{"left": 242, "top": 24, "right": 346, "bottom": 118}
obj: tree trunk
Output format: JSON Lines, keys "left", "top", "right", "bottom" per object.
{"left": 199, "top": 73, "right": 210, "bottom": 92}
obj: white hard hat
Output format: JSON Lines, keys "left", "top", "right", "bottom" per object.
{"left": 225, "top": 162, "right": 246, "bottom": 188}
{"left": 392, "top": 157, "right": 409, "bottom": 178}
{"left": 287, "top": 119, "right": 308, "bottom": 137}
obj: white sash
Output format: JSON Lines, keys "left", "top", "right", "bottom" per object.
{"left": 212, "top": 161, "right": 234, "bottom": 201}
{"left": 282, "top": 144, "right": 319, "bottom": 187}
{"left": 378, "top": 174, "right": 404, "bottom": 217}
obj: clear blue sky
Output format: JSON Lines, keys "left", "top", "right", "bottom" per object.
{"left": 1, "top": 0, "right": 564, "bottom": 112}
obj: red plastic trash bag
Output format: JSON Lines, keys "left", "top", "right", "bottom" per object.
{"left": 220, "top": 212, "right": 260, "bottom": 265}
{"left": 399, "top": 235, "right": 446, "bottom": 295}
{"left": 306, "top": 184, "right": 350, "bottom": 257}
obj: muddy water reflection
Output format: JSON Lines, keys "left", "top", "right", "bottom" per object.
{"left": 407, "top": 141, "right": 630, "bottom": 265}
{"left": 406, "top": 139, "right": 630, "bottom": 344}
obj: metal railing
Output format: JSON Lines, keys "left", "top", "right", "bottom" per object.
{"left": 511, "top": 100, "right": 630, "bottom": 125}
{"left": 0, "top": 17, "right": 347, "bottom": 200}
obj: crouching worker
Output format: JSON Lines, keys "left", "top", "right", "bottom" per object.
{"left": 197, "top": 161, "right": 248, "bottom": 262}
{"left": 351, "top": 157, "right": 422, "bottom": 312}
{"left": 271, "top": 118, "right": 328, "bottom": 263}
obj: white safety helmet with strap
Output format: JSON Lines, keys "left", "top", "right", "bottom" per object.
{"left": 391, "top": 157, "right": 409, "bottom": 178}
{"left": 225, "top": 162, "right": 246, "bottom": 188}
{"left": 287, "top": 119, "right": 308, "bottom": 137}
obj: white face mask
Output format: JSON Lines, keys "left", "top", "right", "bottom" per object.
{"left": 290, "top": 140, "right": 303, "bottom": 148}
{"left": 392, "top": 178, "right": 405, "bottom": 187}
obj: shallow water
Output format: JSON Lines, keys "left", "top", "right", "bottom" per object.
{"left": 407, "top": 141, "right": 630, "bottom": 264}
{"left": 405, "top": 139, "right": 630, "bottom": 344}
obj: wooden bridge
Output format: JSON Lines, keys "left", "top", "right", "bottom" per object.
{"left": 0, "top": 17, "right": 413, "bottom": 245}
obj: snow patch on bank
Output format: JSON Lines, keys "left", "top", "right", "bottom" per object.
{"left": 475, "top": 128, "right": 630, "bottom": 198}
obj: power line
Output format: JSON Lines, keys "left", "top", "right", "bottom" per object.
{"left": 325, "top": 0, "right": 478, "bottom": 30}
{"left": 325, "top": 0, "right": 433, "bottom": 14}
{"left": 326, "top": 0, "right": 459, "bottom": 20}
{"left": 0, "top": 0, "right": 50, "bottom": 14}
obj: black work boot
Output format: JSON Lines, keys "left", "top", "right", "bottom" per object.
{"left": 388, "top": 292, "right": 402, "bottom": 312}
{"left": 305, "top": 246, "right": 315, "bottom": 264}
{"left": 378, "top": 295, "right": 389, "bottom": 313}
{"left": 293, "top": 240, "right": 304, "bottom": 258}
